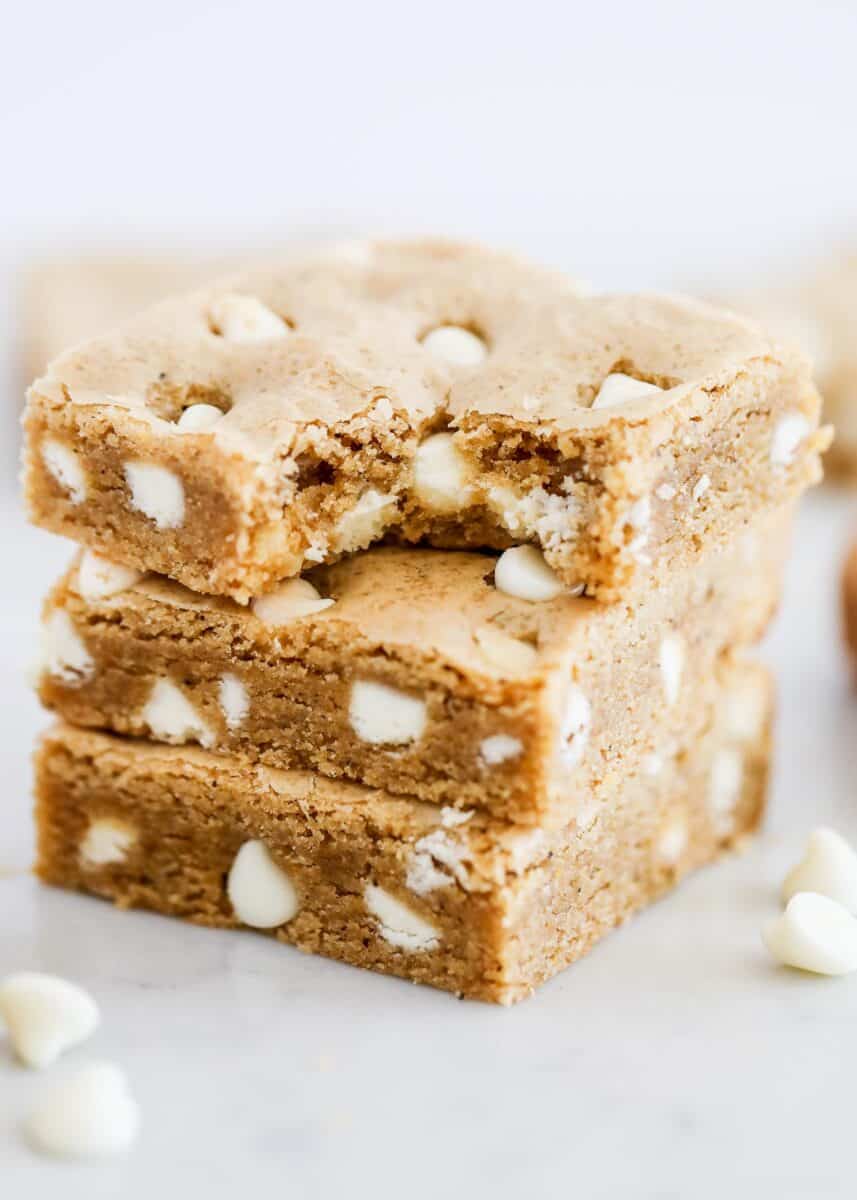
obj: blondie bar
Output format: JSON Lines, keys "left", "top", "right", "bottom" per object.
{"left": 35, "top": 664, "right": 770, "bottom": 1004}
{"left": 24, "top": 240, "right": 828, "bottom": 602}
{"left": 37, "top": 514, "right": 786, "bottom": 823}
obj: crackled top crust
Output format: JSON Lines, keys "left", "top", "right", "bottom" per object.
{"left": 32, "top": 238, "right": 794, "bottom": 454}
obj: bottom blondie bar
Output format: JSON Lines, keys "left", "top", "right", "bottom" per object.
{"left": 36, "top": 665, "right": 770, "bottom": 1004}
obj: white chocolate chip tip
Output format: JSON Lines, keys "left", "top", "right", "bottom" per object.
{"left": 176, "top": 403, "right": 224, "bottom": 432}
{"left": 421, "top": 325, "right": 487, "bottom": 367}
{"left": 591, "top": 372, "right": 663, "bottom": 411}
{"left": 227, "top": 840, "right": 299, "bottom": 928}
{"left": 781, "top": 828, "right": 857, "bottom": 914}
{"left": 27, "top": 1061, "right": 140, "bottom": 1159}
{"left": 251, "top": 578, "right": 335, "bottom": 624}
{"left": 763, "top": 892, "right": 857, "bottom": 976}
{"left": 209, "top": 293, "right": 289, "bottom": 342}
{"left": 0, "top": 972, "right": 99, "bottom": 1069}
{"left": 494, "top": 545, "right": 566, "bottom": 602}
{"left": 364, "top": 884, "right": 440, "bottom": 951}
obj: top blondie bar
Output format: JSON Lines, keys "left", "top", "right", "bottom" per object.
{"left": 24, "top": 239, "right": 829, "bottom": 602}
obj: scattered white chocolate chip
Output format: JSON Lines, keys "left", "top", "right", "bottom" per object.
{"left": 421, "top": 325, "right": 486, "bottom": 367}
{"left": 80, "top": 818, "right": 137, "bottom": 867}
{"left": 659, "top": 633, "right": 684, "bottom": 707}
{"left": 0, "top": 973, "right": 100, "bottom": 1069}
{"left": 763, "top": 893, "right": 857, "bottom": 976}
{"left": 480, "top": 734, "right": 524, "bottom": 766}
{"left": 494, "top": 545, "right": 565, "bottom": 602}
{"left": 140, "top": 678, "right": 214, "bottom": 749}
{"left": 472, "top": 625, "right": 539, "bottom": 674}
{"left": 364, "top": 884, "right": 440, "bottom": 951}
{"left": 412, "top": 433, "right": 470, "bottom": 510}
{"left": 440, "top": 807, "right": 474, "bottom": 828}
{"left": 227, "top": 840, "right": 299, "bottom": 928}
{"left": 76, "top": 550, "right": 143, "bottom": 600}
{"left": 39, "top": 610, "right": 94, "bottom": 685}
{"left": 27, "top": 1062, "right": 140, "bottom": 1159}
{"left": 724, "top": 677, "right": 768, "bottom": 742}
{"left": 781, "top": 828, "right": 857, "bottom": 914}
{"left": 655, "top": 483, "right": 676, "bottom": 501}
{"left": 708, "top": 748, "right": 744, "bottom": 832}
{"left": 333, "top": 489, "right": 397, "bottom": 553}
{"left": 691, "top": 474, "right": 711, "bottom": 503}
{"left": 557, "top": 685, "right": 591, "bottom": 769}
{"left": 176, "top": 403, "right": 223, "bottom": 432}
{"left": 592, "top": 373, "right": 663, "bottom": 410}
{"left": 625, "top": 495, "right": 652, "bottom": 563}
{"left": 770, "top": 412, "right": 811, "bottom": 467}
{"left": 219, "top": 673, "right": 250, "bottom": 730}
{"left": 209, "top": 293, "right": 289, "bottom": 342}
{"left": 124, "top": 462, "right": 185, "bottom": 529}
{"left": 657, "top": 814, "right": 688, "bottom": 865}
{"left": 349, "top": 680, "right": 427, "bottom": 746}
{"left": 251, "top": 578, "right": 334, "bottom": 624}
{"left": 407, "top": 828, "right": 471, "bottom": 896}
{"left": 41, "top": 440, "right": 87, "bottom": 504}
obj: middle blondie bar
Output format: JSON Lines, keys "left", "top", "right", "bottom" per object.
{"left": 38, "top": 507, "right": 788, "bottom": 825}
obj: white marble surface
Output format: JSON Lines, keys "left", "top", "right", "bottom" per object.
{"left": 2, "top": 489, "right": 857, "bottom": 1197}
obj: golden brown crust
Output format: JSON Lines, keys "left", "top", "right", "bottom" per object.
{"left": 35, "top": 670, "right": 771, "bottom": 1003}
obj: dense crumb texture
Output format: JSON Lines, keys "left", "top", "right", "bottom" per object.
{"left": 24, "top": 239, "right": 828, "bottom": 601}
{"left": 35, "top": 676, "right": 770, "bottom": 1003}
{"left": 843, "top": 541, "right": 857, "bottom": 668}
{"left": 38, "top": 519, "right": 787, "bottom": 823}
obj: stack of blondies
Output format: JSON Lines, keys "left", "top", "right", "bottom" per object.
{"left": 23, "top": 241, "right": 829, "bottom": 1003}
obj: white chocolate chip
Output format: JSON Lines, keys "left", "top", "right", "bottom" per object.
{"left": 708, "top": 748, "right": 743, "bottom": 831}
{"left": 480, "top": 734, "right": 524, "bottom": 766}
{"left": 724, "top": 677, "right": 768, "bottom": 742}
{"left": 659, "top": 633, "right": 684, "bottom": 707}
{"left": 39, "top": 610, "right": 94, "bottom": 685}
{"left": 27, "top": 1062, "right": 140, "bottom": 1159}
{"left": 140, "top": 678, "right": 214, "bottom": 749}
{"left": 333, "top": 489, "right": 397, "bottom": 553}
{"left": 763, "top": 893, "right": 857, "bottom": 975}
{"left": 642, "top": 753, "right": 664, "bottom": 777}
{"left": 251, "top": 578, "right": 334, "bottom": 624}
{"left": 655, "top": 483, "right": 676, "bottom": 501}
{"left": 657, "top": 813, "right": 688, "bottom": 865}
{"left": 209, "top": 293, "right": 288, "bottom": 342}
{"left": 176, "top": 403, "right": 223, "bottom": 432}
{"left": 421, "top": 325, "right": 486, "bottom": 367}
{"left": 41, "top": 440, "right": 87, "bottom": 503}
{"left": 440, "top": 807, "right": 474, "bottom": 828}
{"left": 349, "top": 680, "right": 426, "bottom": 745}
{"left": 625, "top": 495, "right": 652, "bottom": 563}
{"left": 412, "top": 433, "right": 470, "bottom": 510}
{"left": 494, "top": 545, "right": 565, "bottom": 602}
{"left": 227, "top": 840, "right": 299, "bottom": 928}
{"left": 0, "top": 973, "right": 99, "bottom": 1069}
{"left": 76, "top": 550, "right": 143, "bottom": 600}
{"left": 781, "top": 828, "right": 857, "bottom": 914}
{"left": 472, "top": 625, "right": 539, "bottom": 674}
{"left": 770, "top": 412, "right": 811, "bottom": 467}
{"left": 219, "top": 673, "right": 250, "bottom": 730}
{"left": 592, "top": 373, "right": 663, "bottom": 410}
{"left": 557, "top": 685, "right": 591, "bottom": 769}
{"left": 407, "top": 829, "right": 471, "bottom": 896}
{"left": 80, "top": 818, "right": 137, "bottom": 867}
{"left": 124, "top": 462, "right": 185, "bottom": 529}
{"left": 364, "top": 884, "right": 439, "bottom": 951}
{"left": 691, "top": 474, "right": 711, "bottom": 503}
